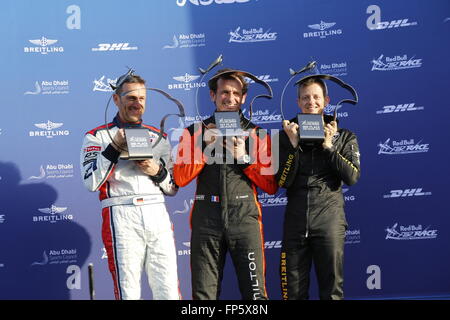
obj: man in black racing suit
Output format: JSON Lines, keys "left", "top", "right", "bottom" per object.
{"left": 276, "top": 76, "right": 361, "bottom": 300}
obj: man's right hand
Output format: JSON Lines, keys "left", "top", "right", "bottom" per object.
{"left": 204, "top": 123, "right": 220, "bottom": 146}
{"left": 282, "top": 120, "right": 299, "bottom": 148}
{"left": 112, "top": 128, "right": 127, "bottom": 151}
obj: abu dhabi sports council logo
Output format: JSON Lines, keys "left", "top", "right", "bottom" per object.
{"left": 258, "top": 192, "right": 287, "bottom": 207}
{"left": 168, "top": 73, "right": 206, "bottom": 91}
{"left": 176, "top": 0, "right": 250, "bottom": 7}
{"left": 371, "top": 54, "right": 422, "bottom": 71}
{"left": 383, "top": 188, "right": 432, "bottom": 199}
{"left": 33, "top": 204, "right": 74, "bottom": 223}
{"left": 28, "top": 164, "right": 74, "bottom": 180}
{"left": 24, "top": 37, "right": 64, "bottom": 55}
{"left": 345, "top": 229, "right": 360, "bottom": 245}
{"left": 91, "top": 42, "right": 138, "bottom": 52}
{"left": 385, "top": 223, "right": 438, "bottom": 241}
{"left": 376, "top": 103, "right": 424, "bottom": 114}
{"left": 366, "top": 5, "right": 418, "bottom": 31}
{"left": 183, "top": 114, "right": 209, "bottom": 127}
{"left": 304, "top": 20, "right": 343, "bottom": 39}
{"left": 24, "top": 80, "right": 70, "bottom": 95}
{"left": 319, "top": 61, "right": 348, "bottom": 76}
{"left": 229, "top": 27, "right": 277, "bottom": 43}
{"left": 29, "top": 120, "right": 70, "bottom": 139}
{"left": 93, "top": 75, "right": 117, "bottom": 92}
{"left": 31, "top": 249, "right": 78, "bottom": 266}
{"left": 378, "top": 138, "right": 429, "bottom": 155}
{"left": 163, "top": 33, "right": 206, "bottom": 49}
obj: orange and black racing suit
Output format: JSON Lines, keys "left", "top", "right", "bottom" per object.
{"left": 174, "top": 113, "right": 278, "bottom": 300}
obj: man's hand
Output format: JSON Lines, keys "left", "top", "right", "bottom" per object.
{"left": 135, "top": 159, "right": 161, "bottom": 176}
{"left": 204, "top": 123, "right": 219, "bottom": 146}
{"left": 112, "top": 128, "right": 127, "bottom": 151}
{"left": 282, "top": 120, "right": 299, "bottom": 148}
{"left": 323, "top": 121, "right": 337, "bottom": 150}
{"left": 225, "top": 136, "right": 247, "bottom": 160}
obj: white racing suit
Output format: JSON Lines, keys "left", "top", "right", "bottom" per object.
{"left": 80, "top": 116, "right": 180, "bottom": 300}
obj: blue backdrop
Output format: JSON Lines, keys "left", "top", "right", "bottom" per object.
{"left": 1, "top": 0, "right": 449, "bottom": 300}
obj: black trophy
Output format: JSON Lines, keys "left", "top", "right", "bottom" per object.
{"left": 297, "top": 113, "right": 325, "bottom": 144}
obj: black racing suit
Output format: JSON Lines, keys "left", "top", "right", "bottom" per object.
{"left": 174, "top": 113, "right": 278, "bottom": 300}
{"left": 276, "top": 115, "right": 361, "bottom": 300}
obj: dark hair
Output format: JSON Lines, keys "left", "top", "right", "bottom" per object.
{"left": 115, "top": 74, "right": 146, "bottom": 95}
{"left": 208, "top": 68, "right": 248, "bottom": 95}
{"left": 297, "top": 77, "right": 328, "bottom": 98}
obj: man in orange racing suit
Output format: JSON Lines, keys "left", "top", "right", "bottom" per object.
{"left": 174, "top": 69, "right": 278, "bottom": 300}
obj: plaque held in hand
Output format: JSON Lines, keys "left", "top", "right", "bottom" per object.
{"left": 214, "top": 111, "right": 248, "bottom": 136}
{"left": 120, "top": 128, "right": 154, "bottom": 160}
{"left": 297, "top": 113, "right": 324, "bottom": 144}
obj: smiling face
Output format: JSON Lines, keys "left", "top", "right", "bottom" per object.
{"left": 297, "top": 82, "right": 330, "bottom": 114}
{"left": 113, "top": 82, "right": 147, "bottom": 123}
{"left": 210, "top": 77, "right": 247, "bottom": 112}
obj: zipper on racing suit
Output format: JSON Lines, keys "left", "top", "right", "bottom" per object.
{"left": 305, "top": 149, "right": 315, "bottom": 239}
{"left": 220, "top": 163, "right": 228, "bottom": 231}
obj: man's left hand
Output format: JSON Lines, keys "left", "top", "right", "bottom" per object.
{"left": 323, "top": 121, "right": 337, "bottom": 150}
{"left": 225, "top": 136, "right": 247, "bottom": 160}
{"left": 135, "top": 159, "right": 161, "bottom": 176}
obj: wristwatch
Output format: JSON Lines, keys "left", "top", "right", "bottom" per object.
{"left": 239, "top": 154, "right": 250, "bottom": 164}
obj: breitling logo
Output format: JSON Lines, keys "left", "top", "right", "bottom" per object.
{"left": 309, "top": 21, "right": 336, "bottom": 31}
{"left": 38, "top": 205, "right": 68, "bottom": 215}
{"left": 24, "top": 37, "right": 64, "bottom": 54}
{"left": 304, "top": 21, "right": 343, "bottom": 39}
{"left": 34, "top": 120, "right": 63, "bottom": 131}
{"left": 29, "top": 121, "right": 70, "bottom": 138}
{"left": 174, "top": 73, "right": 200, "bottom": 83}
{"left": 33, "top": 204, "right": 73, "bottom": 223}
{"left": 168, "top": 73, "right": 206, "bottom": 91}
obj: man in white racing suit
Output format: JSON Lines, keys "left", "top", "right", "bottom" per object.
{"left": 80, "top": 72, "right": 180, "bottom": 300}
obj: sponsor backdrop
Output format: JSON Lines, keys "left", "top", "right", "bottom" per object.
{"left": 0, "top": 0, "right": 449, "bottom": 300}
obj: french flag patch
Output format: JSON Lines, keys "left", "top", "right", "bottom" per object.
{"left": 211, "top": 196, "right": 220, "bottom": 202}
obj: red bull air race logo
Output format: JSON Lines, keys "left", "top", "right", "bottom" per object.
{"left": 371, "top": 54, "right": 422, "bottom": 71}
{"left": 378, "top": 138, "right": 429, "bottom": 155}
{"left": 229, "top": 27, "right": 277, "bottom": 43}
{"left": 385, "top": 223, "right": 438, "bottom": 241}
